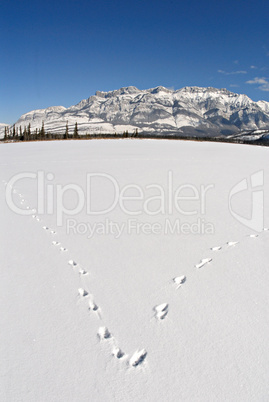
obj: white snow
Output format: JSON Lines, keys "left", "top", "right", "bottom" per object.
{"left": 154, "top": 303, "right": 169, "bottom": 320}
{"left": 195, "top": 257, "right": 212, "bottom": 269}
{"left": 257, "top": 100, "right": 269, "bottom": 113}
{"left": 211, "top": 246, "right": 222, "bottom": 251}
{"left": 129, "top": 349, "right": 147, "bottom": 367}
{"left": 1, "top": 139, "right": 269, "bottom": 401}
{"left": 98, "top": 326, "right": 111, "bottom": 340}
{"left": 173, "top": 275, "right": 186, "bottom": 288}
{"left": 78, "top": 288, "right": 88, "bottom": 297}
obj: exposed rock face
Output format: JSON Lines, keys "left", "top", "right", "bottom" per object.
{"left": 3, "top": 86, "right": 269, "bottom": 138}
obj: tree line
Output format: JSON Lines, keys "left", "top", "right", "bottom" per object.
{"left": 2, "top": 121, "right": 139, "bottom": 142}
{"left": 2, "top": 124, "right": 268, "bottom": 146}
{"left": 3, "top": 121, "right": 80, "bottom": 142}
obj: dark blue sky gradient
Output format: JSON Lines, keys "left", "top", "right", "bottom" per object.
{"left": 1, "top": 0, "right": 269, "bottom": 123}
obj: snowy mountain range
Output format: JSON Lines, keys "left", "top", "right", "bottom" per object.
{"left": 2, "top": 86, "right": 269, "bottom": 139}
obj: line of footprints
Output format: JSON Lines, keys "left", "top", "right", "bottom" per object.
{"left": 155, "top": 236, "right": 268, "bottom": 323}
{"left": 3, "top": 179, "right": 269, "bottom": 369}
{"left": 3, "top": 181, "right": 147, "bottom": 368}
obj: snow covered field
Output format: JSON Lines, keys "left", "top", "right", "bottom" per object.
{"left": 1, "top": 139, "right": 269, "bottom": 401}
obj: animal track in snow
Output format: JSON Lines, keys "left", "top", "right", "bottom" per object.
{"left": 248, "top": 234, "right": 258, "bottom": 238}
{"left": 52, "top": 241, "right": 60, "bottom": 246}
{"left": 195, "top": 258, "right": 212, "bottom": 269}
{"left": 173, "top": 275, "right": 186, "bottom": 289}
{"left": 89, "top": 300, "right": 99, "bottom": 312}
{"left": 227, "top": 241, "right": 239, "bottom": 247}
{"left": 88, "top": 300, "right": 101, "bottom": 319}
{"left": 60, "top": 247, "right": 67, "bottom": 252}
{"left": 68, "top": 260, "right": 77, "bottom": 267}
{"left": 112, "top": 348, "right": 125, "bottom": 359}
{"left": 79, "top": 268, "right": 88, "bottom": 275}
{"left": 211, "top": 246, "right": 222, "bottom": 251}
{"left": 263, "top": 228, "right": 269, "bottom": 231}
{"left": 78, "top": 288, "right": 88, "bottom": 297}
{"left": 42, "top": 226, "right": 49, "bottom": 230}
{"left": 98, "top": 327, "right": 111, "bottom": 340}
{"left": 50, "top": 230, "right": 56, "bottom": 234}
{"left": 154, "top": 303, "right": 169, "bottom": 320}
{"left": 129, "top": 349, "right": 147, "bottom": 367}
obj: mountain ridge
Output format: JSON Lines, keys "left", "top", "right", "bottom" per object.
{"left": 1, "top": 86, "right": 269, "bottom": 139}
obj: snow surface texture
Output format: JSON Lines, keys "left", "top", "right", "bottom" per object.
{"left": 1, "top": 139, "right": 269, "bottom": 401}
{"left": 1, "top": 86, "right": 269, "bottom": 138}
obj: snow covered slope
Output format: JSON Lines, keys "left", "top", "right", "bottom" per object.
{"left": 2, "top": 86, "right": 269, "bottom": 138}
{"left": 1, "top": 139, "right": 269, "bottom": 401}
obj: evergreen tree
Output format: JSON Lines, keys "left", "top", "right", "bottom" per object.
{"left": 64, "top": 121, "right": 69, "bottom": 139}
{"left": 12, "top": 125, "right": 16, "bottom": 138}
{"left": 73, "top": 122, "right": 79, "bottom": 139}
{"left": 39, "top": 121, "right": 45, "bottom": 140}
{"left": 4, "top": 126, "right": 7, "bottom": 141}
{"left": 27, "top": 123, "right": 31, "bottom": 141}
{"left": 41, "top": 121, "right": 45, "bottom": 138}
{"left": 19, "top": 126, "right": 22, "bottom": 140}
{"left": 23, "top": 126, "right": 27, "bottom": 141}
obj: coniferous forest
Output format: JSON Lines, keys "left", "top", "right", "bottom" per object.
{"left": 1, "top": 122, "right": 269, "bottom": 146}
{"left": 1, "top": 122, "right": 139, "bottom": 142}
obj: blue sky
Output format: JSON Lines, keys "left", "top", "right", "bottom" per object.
{"left": 1, "top": 0, "right": 269, "bottom": 124}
